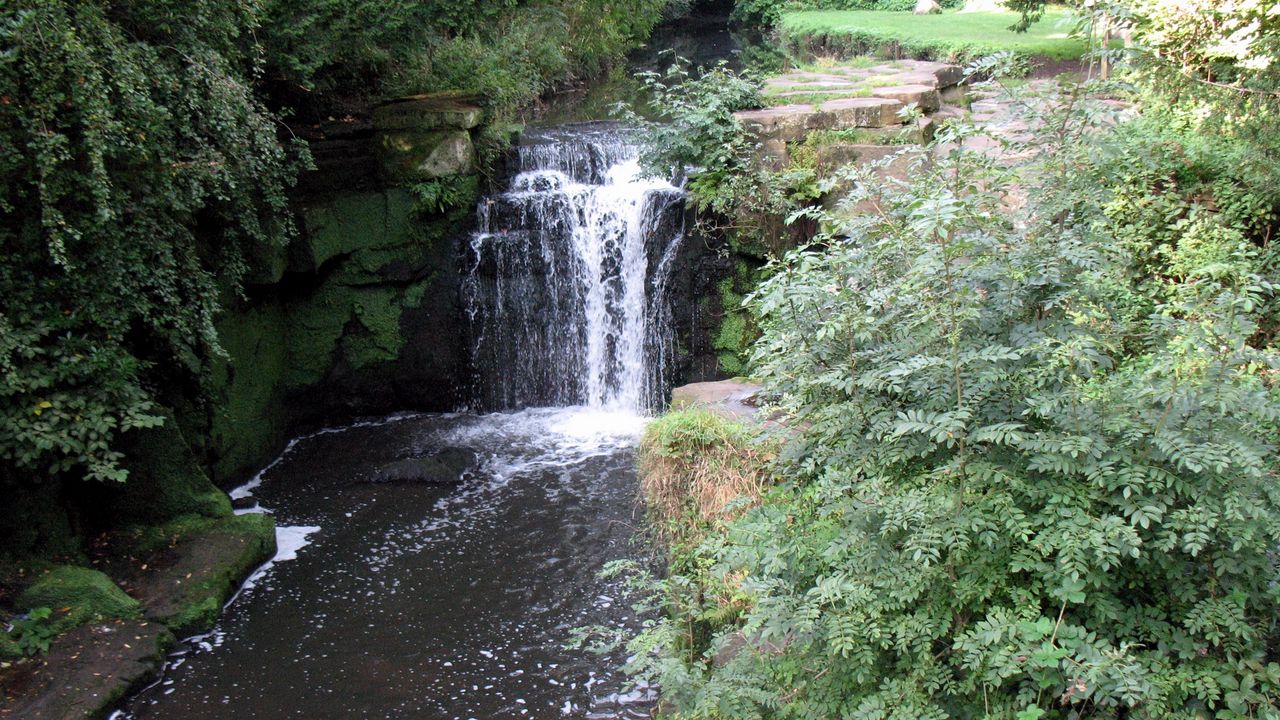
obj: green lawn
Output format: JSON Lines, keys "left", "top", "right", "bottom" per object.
{"left": 779, "top": 8, "right": 1087, "bottom": 62}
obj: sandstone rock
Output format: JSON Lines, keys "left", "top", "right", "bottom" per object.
{"left": 819, "top": 97, "right": 904, "bottom": 128}
{"left": 914, "top": 0, "right": 943, "bottom": 14}
{"left": 670, "top": 380, "right": 763, "bottom": 421}
{"left": 872, "top": 84, "right": 942, "bottom": 112}
{"left": 0, "top": 620, "right": 172, "bottom": 720}
{"left": 377, "top": 129, "right": 475, "bottom": 182}
{"left": 372, "top": 96, "right": 482, "bottom": 132}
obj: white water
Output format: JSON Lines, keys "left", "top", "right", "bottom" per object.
{"left": 464, "top": 124, "right": 685, "bottom": 412}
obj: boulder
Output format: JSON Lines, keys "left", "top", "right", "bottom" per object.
{"left": 735, "top": 97, "right": 903, "bottom": 142}
{"left": 377, "top": 129, "right": 475, "bottom": 183}
{"left": 369, "top": 447, "right": 478, "bottom": 485}
{"left": 914, "top": 0, "right": 943, "bottom": 14}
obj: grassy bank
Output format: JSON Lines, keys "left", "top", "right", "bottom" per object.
{"left": 779, "top": 8, "right": 1087, "bottom": 63}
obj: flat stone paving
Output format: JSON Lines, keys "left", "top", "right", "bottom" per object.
{"left": 735, "top": 59, "right": 965, "bottom": 142}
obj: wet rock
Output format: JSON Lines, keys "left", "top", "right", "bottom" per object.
{"left": 100, "top": 514, "right": 277, "bottom": 638}
{"left": 670, "top": 380, "right": 764, "bottom": 421}
{"left": 0, "top": 619, "right": 171, "bottom": 720}
{"left": 369, "top": 447, "right": 479, "bottom": 485}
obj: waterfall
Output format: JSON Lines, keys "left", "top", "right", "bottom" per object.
{"left": 463, "top": 124, "right": 685, "bottom": 413}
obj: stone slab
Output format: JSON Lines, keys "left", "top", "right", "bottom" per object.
{"left": 373, "top": 96, "right": 482, "bottom": 132}
{"left": 671, "top": 380, "right": 764, "bottom": 422}
{"left": 0, "top": 620, "right": 172, "bottom": 720}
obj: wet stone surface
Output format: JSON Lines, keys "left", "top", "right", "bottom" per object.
{"left": 118, "top": 408, "right": 657, "bottom": 720}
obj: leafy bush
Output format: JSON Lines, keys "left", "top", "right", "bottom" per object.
{"left": 620, "top": 78, "right": 1280, "bottom": 718}
{"left": 6, "top": 607, "right": 56, "bottom": 656}
{"left": 625, "top": 59, "right": 823, "bottom": 255}
{"left": 0, "top": 1, "right": 302, "bottom": 484}
{"left": 411, "top": 176, "right": 481, "bottom": 217}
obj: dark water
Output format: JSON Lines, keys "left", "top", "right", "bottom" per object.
{"left": 120, "top": 408, "right": 655, "bottom": 719}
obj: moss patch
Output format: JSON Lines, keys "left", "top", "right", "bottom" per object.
{"left": 16, "top": 566, "right": 141, "bottom": 634}
{"left": 712, "top": 264, "right": 762, "bottom": 377}
{"left": 105, "top": 513, "right": 276, "bottom": 636}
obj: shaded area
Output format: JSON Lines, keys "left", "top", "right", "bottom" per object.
{"left": 120, "top": 409, "right": 656, "bottom": 719}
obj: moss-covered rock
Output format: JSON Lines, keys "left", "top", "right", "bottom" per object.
{"left": 208, "top": 303, "right": 291, "bottom": 484}
{"left": 106, "top": 513, "right": 276, "bottom": 637}
{"left": 16, "top": 566, "right": 141, "bottom": 634}
{"left": 104, "top": 415, "right": 232, "bottom": 525}
{"left": 711, "top": 263, "right": 763, "bottom": 376}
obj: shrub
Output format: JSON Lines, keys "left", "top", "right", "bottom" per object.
{"left": 617, "top": 77, "right": 1280, "bottom": 719}
{"left": 0, "top": 1, "right": 302, "bottom": 484}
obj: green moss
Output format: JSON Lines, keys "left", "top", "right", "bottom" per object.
{"left": 16, "top": 566, "right": 141, "bottom": 633}
{"left": 111, "top": 414, "right": 232, "bottom": 525}
{"left": 713, "top": 269, "right": 758, "bottom": 376}
{"left": 208, "top": 304, "right": 290, "bottom": 484}
{"left": 344, "top": 287, "right": 407, "bottom": 370}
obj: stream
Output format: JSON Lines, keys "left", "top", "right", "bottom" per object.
{"left": 121, "top": 408, "right": 653, "bottom": 719}
{"left": 118, "top": 13, "right": 750, "bottom": 719}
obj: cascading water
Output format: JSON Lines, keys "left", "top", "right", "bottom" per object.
{"left": 464, "top": 123, "right": 685, "bottom": 412}
{"left": 121, "top": 125, "right": 693, "bottom": 720}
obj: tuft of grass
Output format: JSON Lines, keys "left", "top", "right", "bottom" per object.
{"left": 638, "top": 409, "right": 772, "bottom": 544}
{"left": 780, "top": 8, "right": 1087, "bottom": 63}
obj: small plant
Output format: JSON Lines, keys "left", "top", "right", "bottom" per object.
{"left": 410, "top": 176, "right": 479, "bottom": 217}
{"left": 7, "top": 607, "right": 57, "bottom": 656}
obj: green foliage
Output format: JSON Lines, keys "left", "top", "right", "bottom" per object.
{"left": 411, "top": 176, "right": 480, "bottom": 217}
{"left": 618, "top": 77, "right": 1280, "bottom": 719}
{"left": 7, "top": 606, "right": 56, "bottom": 656}
{"left": 383, "top": 1, "right": 667, "bottom": 118}
{"left": 779, "top": 9, "right": 1088, "bottom": 62}
{"left": 0, "top": 1, "right": 303, "bottom": 485}
{"left": 625, "top": 59, "right": 821, "bottom": 255}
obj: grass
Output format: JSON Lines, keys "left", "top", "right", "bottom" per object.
{"left": 638, "top": 409, "right": 773, "bottom": 545}
{"left": 780, "top": 8, "right": 1087, "bottom": 63}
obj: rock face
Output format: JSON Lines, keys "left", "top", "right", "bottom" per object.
{"left": 374, "top": 95, "right": 482, "bottom": 183}
{"left": 914, "top": 0, "right": 943, "bottom": 13}
{"left": 197, "top": 98, "right": 484, "bottom": 484}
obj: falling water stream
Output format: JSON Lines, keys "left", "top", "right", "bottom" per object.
{"left": 119, "top": 121, "right": 684, "bottom": 718}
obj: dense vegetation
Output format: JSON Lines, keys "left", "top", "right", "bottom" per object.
{"left": 617, "top": 1, "right": 1280, "bottom": 718}
{"left": 0, "top": 0, "right": 665, "bottom": 502}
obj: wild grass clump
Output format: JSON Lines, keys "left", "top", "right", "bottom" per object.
{"left": 638, "top": 409, "right": 773, "bottom": 544}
